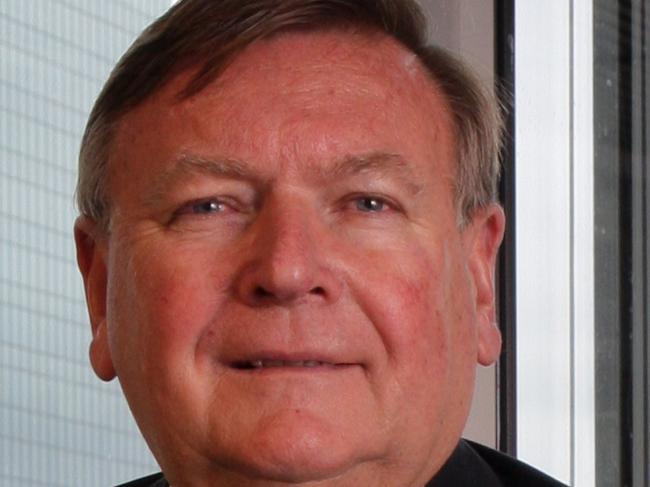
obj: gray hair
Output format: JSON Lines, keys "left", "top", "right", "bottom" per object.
{"left": 76, "top": 0, "right": 502, "bottom": 231}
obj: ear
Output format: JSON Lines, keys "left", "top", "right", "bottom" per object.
{"left": 465, "top": 204, "right": 506, "bottom": 366}
{"left": 74, "top": 216, "right": 116, "bottom": 381}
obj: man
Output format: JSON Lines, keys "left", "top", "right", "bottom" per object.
{"left": 74, "top": 1, "right": 566, "bottom": 486}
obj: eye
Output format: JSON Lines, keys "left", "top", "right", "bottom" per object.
{"left": 355, "top": 196, "right": 388, "bottom": 213}
{"left": 172, "top": 197, "right": 229, "bottom": 220}
{"left": 191, "top": 199, "right": 225, "bottom": 214}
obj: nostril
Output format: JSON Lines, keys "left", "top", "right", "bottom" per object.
{"left": 249, "top": 285, "right": 326, "bottom": 303}
{"left": 254, "top": 286, "right": 273, "bottom": 299}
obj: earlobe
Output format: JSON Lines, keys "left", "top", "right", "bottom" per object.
{"left": 89, "top": 319, "right": 116, "bottom": 381}
{"left": 74, "top": 216, "right": 116, "bottom": 381}
{"left": 466, "top": 204, "right": 506, "bottom": 366}
{"left": 477, "top": 321, "right": 502, "bottom": 366}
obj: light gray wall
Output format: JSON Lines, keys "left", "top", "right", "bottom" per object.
{"left": 423, "top": 0, "right": 495, "bottom": 86}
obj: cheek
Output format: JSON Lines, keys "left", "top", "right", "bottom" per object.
{"left": 349, "top": 243, "right": 445, "bottom": 365}
{"left": 106, "top": 241, "right": 232, "bottom": 370}
{"left": 349, "top": 239, "right": 477, "bottom": 394}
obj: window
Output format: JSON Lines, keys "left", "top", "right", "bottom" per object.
{"left": 508, "top": 1, "right": 650, "bottom": 486}
{"left": 594, "top": 1, "right": 650, "bottom": 485}
{"left": 0, "top": 2, "right": 168, "bottom": 485}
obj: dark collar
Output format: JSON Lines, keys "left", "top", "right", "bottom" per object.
{"left": 425, "top": 440, "right": 504, "bottom": 487}
{"left": 128, "top": 440, "right": 504, "bottom": 487}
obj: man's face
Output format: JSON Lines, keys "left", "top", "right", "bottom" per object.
{"left": 76, "top": 30, "right": 504, "bottom": 486}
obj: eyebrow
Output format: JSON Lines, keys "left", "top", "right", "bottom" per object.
{"left": 327, "top": 152, "right": 424, "bottom": 196}
{"left": 145, "top": 154, "right": 257, "bottom": 206}
{"left": 145, "top": 150, "right": 424, "bottom": 206}
{"left": 160, "top": 153, "right": 255, "bottom": 182}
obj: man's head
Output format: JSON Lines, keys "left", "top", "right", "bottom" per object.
{"left": 74, "top": 1, "right": 505, "bottom": 485}
{"left": 76, "top": 0, "right": 501, "bottom": 233}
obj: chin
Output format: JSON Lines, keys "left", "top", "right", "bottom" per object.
{"left": 222, "top": 410, "right": 377, "bottom": 484}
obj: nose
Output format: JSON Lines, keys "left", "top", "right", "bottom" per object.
{"left": 234, "top": 195, "right": 342, "bottom": 306}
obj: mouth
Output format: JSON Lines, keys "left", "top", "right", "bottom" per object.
{"left": 231, "top": 359, "right": 342, "bottom": 370}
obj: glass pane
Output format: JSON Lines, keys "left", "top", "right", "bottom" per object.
{"left": 0, "top": 2, "right": 169, "bottom": 485}
{"left": 594, "top": 1, "right": 650, "bottom": 486}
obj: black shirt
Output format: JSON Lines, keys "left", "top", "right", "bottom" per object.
{"left": 116, "top": 440, "right": 568, "bottom": 487}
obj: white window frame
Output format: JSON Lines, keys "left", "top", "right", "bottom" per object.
{"left": 514, "top": 1, "right": 595, "bottom": 486}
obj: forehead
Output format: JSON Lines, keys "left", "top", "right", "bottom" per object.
{"left": 210, "top": 29, "right": 427, "bottom": 101}
{"left": 109, "top": 29, "right": 455, "bottom": 184}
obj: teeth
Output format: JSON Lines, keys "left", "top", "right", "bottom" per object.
{"left": 247, "top": 360, "right": 326, "bottom": 368}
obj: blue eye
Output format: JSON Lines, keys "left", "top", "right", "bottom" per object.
{"left": 192, "top": 199, "right": 225, "bottom": 214}
{"left": 355, "top": 197, "right": 386, "bottom": 212}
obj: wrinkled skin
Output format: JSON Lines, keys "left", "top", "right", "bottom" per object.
{"left": 75, "top": 29, "right": 504, "bottom": 487}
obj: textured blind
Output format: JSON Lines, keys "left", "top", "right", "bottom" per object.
{"left": 0, "top": 2, "right": 169, "bottom": 485}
